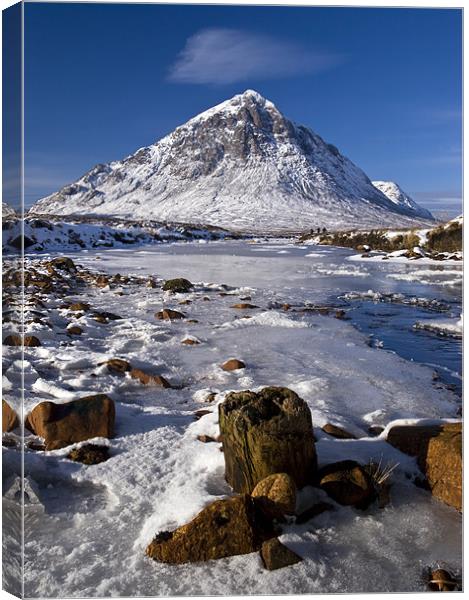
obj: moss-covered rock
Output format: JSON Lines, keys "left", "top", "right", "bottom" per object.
{"left": 162, "top": 278, "right": 193, "bottom": 293}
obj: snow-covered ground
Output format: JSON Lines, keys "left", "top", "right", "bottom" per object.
{"left": 3, "top": 240, "right": 462, "bottom": 595}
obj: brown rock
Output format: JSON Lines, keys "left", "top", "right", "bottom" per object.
{"left": 318, "top": 460, "right": 375, "bottom": 508}
{"left": 2, "top": 400, "right": 18, "bottom": 432}
{"left": 252, "top": 473, "right": 296, "bottom": 518}
{"left": 3, "top": 334, "right": 41, "bottom": 347}
{"left": 197, "top": 435, "right": 216, "bottom": 443}
{"left": 321, "top": 423, "right": 357, "bottom": 440}
{"left": 105, "top": 358, "right": 132, "bottom": 374}
{"left": 221, "top": 359, "right": 246, "bottom": 371}
{"left": 181, "top": 338, "right": 200, "bottom": 345}
{"left": 67, "top": 444, "right": 110, "bottom": 465}
{"left": 260, "top": 538, "right": 302, "bottom": 571}
{"left": 219, "top": 387, "right": 317, "bottom": 493}
{"left": 230, "top": 303, "right": 259, "bottom": 309}
{"left": 146, "top": 495, "right": 273, "bottom": 564}
{"left": 24, "top": 335, "right": 41, "bottom": 347}
{"left": 428, "top": 568, "right": 458, "bottom": 591}
{"left": 129, "top": 368, "right": 172, "bottom": 388}
{"left": 69, "top": 302, "right": 90, "bottom": 312}
{"left": 49, "top": 257, "right": 77, "bottom": 272}
{"left": 156, "top": 309, "right": 186, "bottom": 320}
{"left": 386, "top": 422, "right": 462, "bottom": 511}
{"left": 194, "top": 409, "right": 212, "bottom": 420}
{"left": 26, "top": 394, "right": 115, "bottom": 450}
{"left": 67, "top": 326, "right": 83, "bottom": 335}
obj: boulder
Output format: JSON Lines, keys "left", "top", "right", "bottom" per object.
{"left": 26, "top": 394, "right": 115, "bottom": 450}
{"left": 67, "top": 444, "right": 110, "bottom": 465}
{"left": 260, "top": 538, "right": 302, "bottom": 571}
{"left": 146, "top": 495, "right": 273, "bottom": 564}
{"left": 156, "top": 309, "right": 186, "bottom": 320}
{"left": 104, "top": 358, "right": 132, "bottom": 374}
{"left": 386, "top": 422, "right": 462, "bottom": 511}
{"left": 49, "top": 257, "right": 77, "bottom": 272}
{"left": 129, "top": 368, "right": 172, "bottom": 388}
{"left": 219, "top": 387, "right": 317, "bottom": 493}
{"left": 69, "top": 302, "right": 90, "bottom": 312}
{"left": 162, "top": 278, "right": 193, "bottom": 293}
{"left": 251, "top": 473, "right": 296, "bottom": 518}
{"left": 318, "top": 460, "right": 375, "bottom": 508}
{"left": 67, "top": 326, "right": 83, "bottom": 335}
{"left": 221, "top": 359, "right": 246, "bottom": 371}
{"left": 3, "top": 334, "right": 41, "bottom": 347}
{"left": 2, "top": 400, "right": 19, "bottom": 432}
{"left": 321, "top": 423, "right": 356, "bottom": 440}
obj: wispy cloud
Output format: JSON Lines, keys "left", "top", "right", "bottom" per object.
{"left": 168, "top": 28, "right": 343, "bottom": 85}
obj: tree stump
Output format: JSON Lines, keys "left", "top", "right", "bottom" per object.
{"left": 218, "top": 387, "right": 317, "bottom": 493}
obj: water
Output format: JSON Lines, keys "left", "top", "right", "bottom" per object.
{"left": 70, "top": 239, "right": 462, "bottom": 395}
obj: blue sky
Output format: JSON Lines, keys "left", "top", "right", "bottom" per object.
{"left": 22, "top": 2, "right": 462, "bottom": 213}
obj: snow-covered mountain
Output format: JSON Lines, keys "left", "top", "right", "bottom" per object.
{"left": 30, "top": 90, "right": 434, "bottom": 231}
{"left": 372, "top": 181, "right": 433, "bottom": 220}
{"left": 2, "top": 202, "right": 18, "bottom": 219}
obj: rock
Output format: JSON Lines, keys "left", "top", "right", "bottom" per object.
{"left": 181, "top": 338, "right": 200, "bottom": 345}
{"left": 230, "top": 303, "right": 259, "bottom": 309}
{"left": 295, "top": 501, "right": 334, "bottom": 524}
{"left": 368, "top": 425, "right": 384, "bottom": 437}
{"left": 219, "top": 387, "right": 317, "bottom": 493}
{"left": 67, "top": 326, "right": 83, "bottom": 335}
{"left": 386, "top": 422, "right": 462, "bottom": 511}
{"left": 221, "top": 359, "right": 246, "bottom": 371}
{"left": 69, "top": 302, "right": 90, "bottom": 312}
{"left": 321, "top": 423, "right": 357, "bottom": 440}
{"left": 105, "top": 358, "right": 132, "bottom": 374}
{"left": 197, "top": 435, "right": 216, "bottom": 443}
{"left": 156, "top": 309, "right": 186, "bottom": 320}
{"left": 49, "top": 257, "right": 77, "bottom": 272}
{"left": 260, "top": 538, "right": 302, "bottom": 571}
{"left": 146, "top": 495, "right": 273, "bottom": 564}
{"left": 67, "top": 444, "right": 110, "bottom": 465}
{"left": 130, "top": 368, "right": 172, "bottom": 388}
{"left": 162, "top": 278, "right": 193, "bottom": 293}
{"left": 2, "top": 400, "right": 18, "bottom": 432}
{"left": 3, "top": 334, "right": 41, "bottom": 347}
{"left": 334, "top": 309, "right": 347, "bottom": 320}
{"left": 194, "top": 409, "right": 212, "bottom": 420}
{"left": 251, "top": 473, "right": 296, "bottom": 518}
{"left": 26, "top": 394, "right": 115, "bottom": 450}
{"left": 318, "top": 460, "right": 375, "bottom": 508}
{"left": 428, "top": 568, "right": 458, "bottom": 591}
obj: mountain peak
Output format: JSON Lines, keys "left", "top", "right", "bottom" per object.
{"left": 30, "top": 93, "right": 434, "bottom": 231}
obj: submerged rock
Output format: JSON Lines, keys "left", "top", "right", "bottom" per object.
{"left": 26, "top": 394, "right": 115, "bottom": 450}
{"left": 260, "top": 538, "right": 302, "bottom": 571}
{"left": 386, "top": 422, "right": 462, "bottom": 511}
{"left": 219, "top": 387, "right": 317, "bottom": 493}
{"left": 146, "top": 495, "right": 274, "bottom": 564}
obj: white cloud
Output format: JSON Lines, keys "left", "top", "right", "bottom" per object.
{"left": 168, "top": 28, "right": 342, "bottom": 84}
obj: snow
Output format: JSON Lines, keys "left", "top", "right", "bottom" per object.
{"left": 29, "top": 91, "right": 434, "bottom": 232}
{"left": 372, "top": 181, "right": 433, "bottom": 220}
{"left": 2, "top": 240, "right": 461, "bottom": 595}
{"left": 414, "top": 317, "right": 463, "bottom": 338}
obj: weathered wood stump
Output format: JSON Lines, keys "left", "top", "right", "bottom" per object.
{"left": 218, "top": 387, "right": 317, "bottom": 493}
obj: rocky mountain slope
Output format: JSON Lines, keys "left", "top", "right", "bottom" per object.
{"left": 372, "top": 181, "right": 433, "bottom": 220}
{"left": 30, "top": 90, "right": 434, "bottom": 232}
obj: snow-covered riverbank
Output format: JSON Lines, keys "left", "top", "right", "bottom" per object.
{"left": 2, "top": 240, "right": 462, "bottom": 595}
